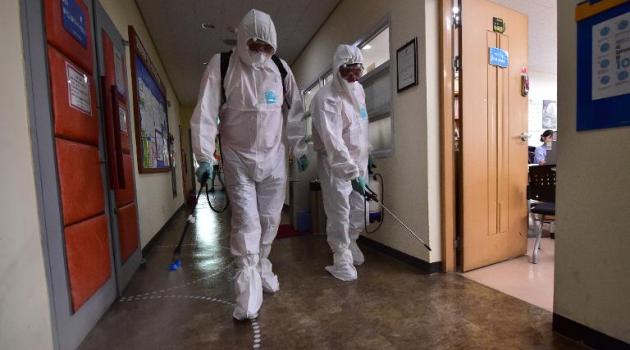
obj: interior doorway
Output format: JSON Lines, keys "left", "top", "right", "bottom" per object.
{"left": 440, "top": 0, "right": 558, "bottom": 311}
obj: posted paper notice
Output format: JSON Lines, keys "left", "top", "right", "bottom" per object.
{"left": 592, "top": 12, "right": 630, "bottom": 100}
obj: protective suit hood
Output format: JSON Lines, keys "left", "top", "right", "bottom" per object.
{"left": 332, "top": 44, "right": 364, "bottom": 110}
{"left": 237, "top": 9, "right": 277, "bottom": 67}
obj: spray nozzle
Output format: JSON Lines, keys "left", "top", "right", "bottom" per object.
{"left": 364, "top": 185, "right": 379, "bottom": 202}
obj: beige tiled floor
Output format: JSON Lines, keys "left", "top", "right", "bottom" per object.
{"left": 462, "top": 238, "right": 555, "bottom": 312}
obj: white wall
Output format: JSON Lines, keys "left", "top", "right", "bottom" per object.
{"left": 555, "top": 0, "right": 630, "bottom": 343}
{"left": 0, "top": 0, "right": 54, "bottom": 348}
{"left": 100, "top": 0, "right": 185, "bottom": 247}
{"left": 528, "top": 71, "right": 557, "bottom": 146}
{"left": 291, "top": 0, "right": 442, "bottom": 263}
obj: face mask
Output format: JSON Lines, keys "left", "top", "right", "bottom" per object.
{"left": 250, "top": 51, "right": 269, "bottom": 66}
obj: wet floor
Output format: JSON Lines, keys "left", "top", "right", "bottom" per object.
{"left": 79, "top": 198, "right": 585, "bottom": 349}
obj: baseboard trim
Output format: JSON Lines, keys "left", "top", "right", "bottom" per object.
{"left": 141, "top": 204, "right": 186, "bottom": 257}
{"left": 358, "top": 236, "right": 441, "bottom": 274}
{"left": 553, "top": 313, "right": 630, "bottom": 350}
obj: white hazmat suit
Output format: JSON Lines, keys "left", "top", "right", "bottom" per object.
{"left": 190, "top": 9, "right": 307, "bottom": 320}
{"left": 311, "top": 45, "right": 370, "bottom": 281}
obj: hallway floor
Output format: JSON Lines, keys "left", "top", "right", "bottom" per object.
{"left": 79, "top": 202, "right": 583, "bottom": 349}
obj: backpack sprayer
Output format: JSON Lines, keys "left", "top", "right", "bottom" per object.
{"left": 360, "top": 165, "right": 432, "bottom": 252}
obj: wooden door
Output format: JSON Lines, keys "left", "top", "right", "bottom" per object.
{"left": 460, "top": 0, "right": 529, "bottom": 271}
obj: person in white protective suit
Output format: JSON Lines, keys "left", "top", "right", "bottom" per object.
{"left": 311, "top": 45, "right": 372, "bottom": 281}
{"left": 190, "top": 9, "right": 309, "bottom": 320}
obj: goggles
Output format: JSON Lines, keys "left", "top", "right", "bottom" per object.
{"left": 247, "top": 39, "right": 274, "bottom": 55}
{"left": 339, "top": 63, "right": 364, "bottom": 73}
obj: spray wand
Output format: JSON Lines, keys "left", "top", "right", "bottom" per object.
{"left": 361, "top": 185, "right": 432, "bottom": 252}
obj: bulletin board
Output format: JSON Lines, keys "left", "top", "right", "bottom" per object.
{"left": 128, "top": 26, "right": 171, "bottom": 173}
{"left": 576, "top": 1, "right": 630, "bottom": 131}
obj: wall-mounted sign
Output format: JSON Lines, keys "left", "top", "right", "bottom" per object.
{"left": 65, "top": 61, "right": 92, "bottom": 115}
{"left": 576, "top": 1, "right": 630, "bottom": 131}
{"left": 118, "top": 104, "right": 128, "bottom": 133}
{"left": 396, "top": 38, "right": 418, "bottom": 92}
{"left": 61, "top": 0, "right": 88, "bottom": 48}
{"left": 493, "top": 17, "right": 505, "bottom": 33}
{"left": 489, "top": 47, "right": 509, "bottom": 68}
{"left": 114, "top": 47, "right": 126, "bottom": 95}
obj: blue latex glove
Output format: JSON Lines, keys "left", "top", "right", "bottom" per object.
{"left": 297, "top": 155, "right": 309, "bottom": 172}
{"left": 351, "top": 177, "right": 367, "bottom": 195}
{"left": 195, "top": 161, "right": 213, "bottom": 183}
{"left": 368, "top": 154, "right": 376, "bottom": 171}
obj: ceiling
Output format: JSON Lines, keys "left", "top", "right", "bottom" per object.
{"left": 135, "top": 0, "right": 340, "bottom": 106}
{"left": 490, "top": 0, "right": 557, "bottom": 76}
{"left": 136, "top": 0, "right": 557, "bottom": 106}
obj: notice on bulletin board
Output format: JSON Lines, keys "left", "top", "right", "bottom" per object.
{"left": 592, "top": 12, "right": 630, "bottom": 100}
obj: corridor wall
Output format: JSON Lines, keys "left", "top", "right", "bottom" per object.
{"left": 0, "top": 0, "right": 54, "bottom": 348}
{"left": 291, "top": 0, "right": 443, "bottom": 265}
{"left": 555, "top": 0, "right": 630, "bottom": 344}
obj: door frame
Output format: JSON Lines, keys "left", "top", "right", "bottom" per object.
{"left": 21, "top": 0, "right": 119, "bottom": 348}
{"left": 439, "top": 0, "right": 457, "bottom": 272}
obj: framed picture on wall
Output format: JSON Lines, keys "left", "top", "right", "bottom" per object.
{"left": 542, "top": 100, "right": 557, "bottom": 129}
{"left": 396, "top": 37, "right": 418, "bottom": 92}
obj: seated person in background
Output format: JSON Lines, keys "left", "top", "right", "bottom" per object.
{"left": 534, "top": 130, "right": 554, "bottom": 165}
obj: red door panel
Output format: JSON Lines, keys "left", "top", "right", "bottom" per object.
{"left": 64, "top": 214, "right": 111, "bottom": 311}
{"left": 56, "top": 138, "right": 105, "bottom": 225}
{"left": 44, "top": 0, "right": 93, "bottom": 73}
{"left": 48, "top": 47, "right": 99, "bottom": 146}
{"left": 115, "top": 154, "right": 136, "bottom": 207}
{"left": 117, "top": 203, "right": 140, "bottom": 262}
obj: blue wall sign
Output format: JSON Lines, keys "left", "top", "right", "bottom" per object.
{"left": 577, "top": 2, "right": 630, "bottom": 131}
{"left": 489, "top": 47, "right": 509, "bottom": 68}
{"left": 61, "top": 0, "right": 88, "bottom": 48}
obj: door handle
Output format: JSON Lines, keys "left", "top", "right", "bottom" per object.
{"left": 519, "top": 132, "right": 530, "bottom": 142}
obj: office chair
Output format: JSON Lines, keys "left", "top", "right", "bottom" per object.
{"left": 528, "top": 146, "right": 536, "bottom": 164}
{"left": 527, "top": 165, "right": 556, "bottom": 264}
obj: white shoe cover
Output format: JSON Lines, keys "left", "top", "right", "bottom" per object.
{"left": 232, "top": 255, "right": 262, "bottom": 320}
{"left": 325, "top": 249, "right": 357, "bottom": 281}
{"left": 259, "top": 258, "right": 279, "bottom": 293}
{"left": 349, "top": 240, "right": 365, "bottom": 266}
